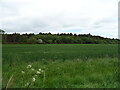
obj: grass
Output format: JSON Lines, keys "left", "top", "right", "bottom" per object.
{"left": 2, "top": 44, "right": 119, "bottom": 88}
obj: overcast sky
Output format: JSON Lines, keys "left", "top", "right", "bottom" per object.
{"left": 0, "top": 0, "right": 119, "bottom": 38}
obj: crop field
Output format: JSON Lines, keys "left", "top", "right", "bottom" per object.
{"left": 2, "top": 44, "right": 119, "bottom": 88}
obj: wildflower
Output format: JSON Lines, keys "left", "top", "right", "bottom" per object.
{"left": 21, "top": 71, "right": 25, "bottom": 74}
{"left": 27, "top": 65, "right": 32, "bottom": 69}
{"left": 38, "top": 68, "right": 41, "bottom": 71}
{"left": 32, "top": 77, "right": 36, "bottom": 82}
{"left": 31, "top": 68, "right": 35, "bottom": 71}
{"left": 28, "top": 65, "right": 32, "bottom": 67}
{"left": 35, "top": 75, "right": 37, "bottom": 77}
{"left": 36, "top": 71, "right": 41, "bottom": 74}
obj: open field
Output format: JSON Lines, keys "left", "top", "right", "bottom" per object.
{"left": 2, "top": 44, "right": 119, "bottom": 88}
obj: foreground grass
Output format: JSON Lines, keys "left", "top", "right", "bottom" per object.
{"left": 2, "top": 44, "right": 119, "bottom": 88}
{"left": 3, "top": 58, "right": 119, "bottom": 88}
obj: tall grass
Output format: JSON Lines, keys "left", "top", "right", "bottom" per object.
{"left": 2, "top": 44, "right": 119, "bottom": 88}
{"left": 2, "top": 44, "right": 118, "bottom": 63}
{"left": 3, "top": 58, "right": 119, "bottom": 88}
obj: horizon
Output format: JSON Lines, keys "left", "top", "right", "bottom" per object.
{"left": 2, "top": 31, "right": 119, "bottom": 39}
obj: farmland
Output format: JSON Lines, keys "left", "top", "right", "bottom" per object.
{"left": 2, "top": 44, "right": 119, "bottom": 88}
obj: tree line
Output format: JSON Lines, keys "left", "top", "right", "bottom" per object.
{"left": 1, "top": 32, "right": 119, "bottom": 44}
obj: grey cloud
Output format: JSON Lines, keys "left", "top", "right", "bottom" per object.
{"left": 0, "top": 0, "right": 119, "bottom": 38}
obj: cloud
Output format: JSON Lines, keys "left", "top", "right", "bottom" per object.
{"left": 0, "top": 0, "right": 119, "bottom": 38}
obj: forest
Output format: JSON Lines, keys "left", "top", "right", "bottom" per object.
{"left": 0, "top": 29, "right": 119, "bottom": 44}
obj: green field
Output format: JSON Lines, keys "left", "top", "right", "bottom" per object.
{"left": 2, "top": 44, "right": 119, "bottom": 88}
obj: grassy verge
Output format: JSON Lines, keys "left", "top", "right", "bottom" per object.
{"left": 3, "top": 58, "right": 119, "bottom": 88}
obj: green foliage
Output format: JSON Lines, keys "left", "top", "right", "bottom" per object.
{"left": 27, "top": 37, "right": 36, "bottom": 44}
{"left": 2, "top": 44, "right": 118, "bottom": 62}
{"left": 2, "top": 33, "right": 119, "bottom": 44}
{"left": 3, "top": 58, "right": 119, "bottom": 88}
{"left": 19, "top": 36, "right": 28, "bottom": 43}
{"left": 2, "top": 44, "right": 119, "bottom": 88}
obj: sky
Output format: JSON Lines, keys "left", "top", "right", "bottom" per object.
{"left": 0, "top": 0, "right": 119, "bottom": 38}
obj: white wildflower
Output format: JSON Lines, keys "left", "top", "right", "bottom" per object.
{"left": 21, "top": 71, "right": 25, "bottom": 74}
{"left": 35, "top": 75, "right": 37, "bottom": 77}
{"left": 31, "top": 68, "right": 35, "bottom": 71}
{"left": 32, "top": 77, "right": 36, "bottom": 82}
{"left": 28, "top": 65, "right": 32, "bottom": 67}
{"left": 27, "top": 65, "right": 32, "bottom": 69}
{"left": 38, "top": 68, "right": 41, "bottom": 71}
{"left": 36, "top": 71, "right": 41, "bottom": 74}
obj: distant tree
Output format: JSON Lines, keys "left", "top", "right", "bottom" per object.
{"left": 74, "top": 33, "right": 77, "bottom": 36}
{"left": 69, "top": 33, "right": 73, "bottom": 36}
{"left": 1, "top": 32, "right": 119, "bottom": 44}
{"left": 20, "top": 36, "right": 28, "bottom": 43}
{"left": 12, "top": 33, "right": 21, "bottom": 43}
{"left": 27, "top": 37, "right": 36, "bottom": 44}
